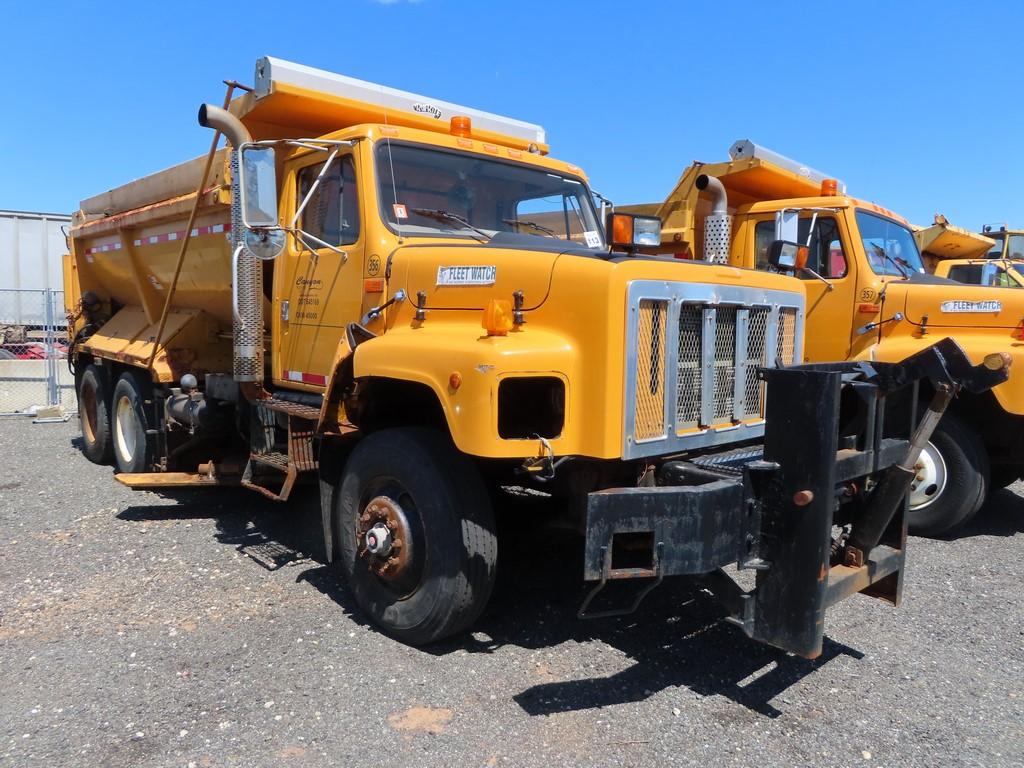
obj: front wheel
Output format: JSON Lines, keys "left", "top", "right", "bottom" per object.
{"left": 907, "top": 411, "right": 988, "bottom": 537}
{"left": 335, "top": 428, "right": 498, "bottom": 645}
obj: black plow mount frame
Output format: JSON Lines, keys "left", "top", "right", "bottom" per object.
{"left": 581, "top": 337, "right": 1009, "bottom": 658}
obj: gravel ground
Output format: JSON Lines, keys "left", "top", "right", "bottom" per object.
{"left": 1, "top": 418, "right": 1022, "bottom": 768}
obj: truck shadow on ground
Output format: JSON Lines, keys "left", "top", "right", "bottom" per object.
{"left": 120, "top": 485, "right": 863, "bottom": 719}
{"left": 947, "top": 487, "right": 1024, "bottom": 539}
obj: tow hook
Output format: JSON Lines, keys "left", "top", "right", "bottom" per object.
{"left": 519, "top": 436, "right": 568, "bottom": 481}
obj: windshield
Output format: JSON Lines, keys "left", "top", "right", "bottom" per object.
{"left": 375, "top": 142, "right": 604, "bottom": 247}
{"left": 855, "top": 210, "right": 926, "bottom": 277}
{"left": 985, "top": 236, "right": 1005, "bottom": 257}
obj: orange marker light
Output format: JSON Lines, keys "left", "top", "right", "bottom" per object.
{"left": 820, "top": 178, "right": 839, "bottom": 196}
{"left": 449, "top": 371, "right": 462, "bottom": 390}
{"left": 450, "top": 115, "right": 472, "bottom": 137}
{"left": 482, "top": 298, "right": 514, "bottom": 336}
{"left": 795, "top": 245, "right": 810, "bottom": 270}
{"left": 610, "top": 213, "right": 634, "bottom": 247}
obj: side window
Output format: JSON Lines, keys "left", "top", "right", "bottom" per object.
{"left": 1007, "top": 234, "right": 1024, "bottom": 260}
{"left": 753, "top": 216, "right": 848, "bottom": 278}
{"left": 296, "top": 155, "right": 360, "bottom": 246}
{"left": 947, "top": 265, "right": 980, "bottom": 284}
{"left": 754, "top": 220, "right": 774, "bottom": 270}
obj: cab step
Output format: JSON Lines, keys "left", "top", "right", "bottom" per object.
{"left": 240, "top": 413, "right": 319, "bottom": 501}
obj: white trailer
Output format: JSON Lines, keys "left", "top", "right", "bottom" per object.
{"left": 0, "top": 210, "right": 71, "bottom": 326}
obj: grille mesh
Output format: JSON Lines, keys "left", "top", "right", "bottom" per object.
{"left": 675, "top": 304, "right": 703, "bottom": 429}
{"left": 712, "top": 307, "right": 737, "bottom": 422}
{"left": 633, "top": 299, "right": 667, "bottom": 440}
{"left": 779, "top": 307, "right": 798, "bottom": 365}
{"left": 743, "top": 307, "right": 770, "bottom": 417}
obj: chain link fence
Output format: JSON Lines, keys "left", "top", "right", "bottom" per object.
{"left": 0, "top": 289, "right": 77, "bottom": 417}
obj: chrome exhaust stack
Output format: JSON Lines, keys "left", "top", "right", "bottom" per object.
{"left": 696, "top": 174, "right": 731, "bottom": 265}
{"left": 198, "top": 104, "right": 264, "bottom": 384}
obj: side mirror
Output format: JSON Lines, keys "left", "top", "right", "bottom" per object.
{"left": 239, "top": 146, "right": 279, "bottom": 228}
{"left": 607, "top": 212, "right": 662, "bottom": 250}
{"left": 767, "top": 239, "right": 809, "bottom": 272}
{"left": 980, "top": 262, "right": 1001, "bottom": 287}
{"left": 238, "top": 145, "right": 285, "bottom": 260}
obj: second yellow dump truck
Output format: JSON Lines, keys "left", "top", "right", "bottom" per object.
{"left": 64, "top": 60, "right": 1007, "bottom": 657}
{"left": 632, "top": 140, "right": 1022, "bottom": 535}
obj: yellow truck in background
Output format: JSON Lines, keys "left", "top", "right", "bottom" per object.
{"left": 63, "top": 60, "right": 1007, "bottom": 658}
{"left": 632, "top": 140, "right": 1021, "bottom": 535}
{"left": 979, "top": 224, "right": 1024, "bottom": 260}
{"left": 934, "top": 258, "right": 1024, "bottom": 288}
{"left": 913, "top": 215, "right": 995, "bottom": 273}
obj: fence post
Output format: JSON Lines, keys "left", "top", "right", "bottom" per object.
{"left": 45, "top": 288, "right": 58, "bottom": 407}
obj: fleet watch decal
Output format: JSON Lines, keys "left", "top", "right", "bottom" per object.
{"left": 436, "top": 265, "right": 497, "bottom": 286}
{"left": 940, "top": 300, "right": 1002, "bottom": 313}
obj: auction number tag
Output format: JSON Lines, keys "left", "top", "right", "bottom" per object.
{"left": 436, "top": 265, "right": 497, "bottom": 286}
{"left": 583, "top": 230, "right": 602, "bottom": 248}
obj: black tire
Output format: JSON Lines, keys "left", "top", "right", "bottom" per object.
{"left": 907, "top": 411, "right": 989, "bottom": 537}
{"left": 78, "top": 364, "right": 112, "bottom": 464}
{"left": 111, "top": 372, "right": 153, "bottom": 474}
{"left": 335, "top": 427, "right": 497, "bottom": 645}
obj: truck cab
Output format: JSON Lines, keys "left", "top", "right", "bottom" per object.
{"left": 635, "top": 140, "right": 1024, "bottom": 535}
{"left": 979, "top": 223, "right": 1024, "bottom": 260}
{"left": 934, "top": 258, "right": 1024, "bottom": 288}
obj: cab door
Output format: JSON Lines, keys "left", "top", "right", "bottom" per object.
{"left": 273, "top": 152, "right": 364, "bottom": 389}
{"left": 751, "top": 213, "right": 858, "bottom": 362}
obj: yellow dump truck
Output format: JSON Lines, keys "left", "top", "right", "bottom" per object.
{"left": 633, "top": 140, "right": 1021, "bottom": 535}
{"left": 64, "top": 61, "right": 1007, "bottom": 657}
{"left": 913, "top": 215, "right": 995, "bottom": 273}
{"left": 979, "top": 224, "right": 1024, "bottom": 260}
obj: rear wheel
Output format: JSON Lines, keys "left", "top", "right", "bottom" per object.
{"left": 907, "top": 411, "right": 988, "bottom": 537}
{"left": 335, "top": 428, "right": 497, "bottom": 645}
{"left": 111, "top": 372, "right": 153, "bottom": 473}
{"left": 78, "top": 364, "right": 112, "bottom": 464}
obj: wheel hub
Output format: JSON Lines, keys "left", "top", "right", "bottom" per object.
{"left": 115, "top": 395, "right": 136, "bottom": 462}
{"left": 909, "top": 440, "right": 947, "bottom": 510}
{"left": 357, "top": 496, "right": 412, "bottom": 582}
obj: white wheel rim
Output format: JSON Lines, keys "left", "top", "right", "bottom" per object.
{"left": 909, "top": 441, "right": 947, "bottom": 510}
{"left": 115, "top": 395, "right": 136, "bottom": 464}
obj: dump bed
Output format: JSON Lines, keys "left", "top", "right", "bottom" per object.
{"left": 913, "top": 216, "right": 995, "bottom": 263}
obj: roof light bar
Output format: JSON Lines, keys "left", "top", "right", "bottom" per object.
{"left": 254, "top": 56, "right": 546, "bottom": 146}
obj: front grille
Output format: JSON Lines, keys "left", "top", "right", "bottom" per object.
{"left": 625, "top": 281, "right": 804, "bottom": 459}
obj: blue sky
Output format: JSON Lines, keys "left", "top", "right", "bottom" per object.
{"left": 2, "top": 0, "right": 1021, "bottom": 230}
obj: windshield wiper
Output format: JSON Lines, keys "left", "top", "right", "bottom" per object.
{"left": 501, "top": 218, "right": 557, "bottom": 238}
{"left": 870, "top": 244, "right": 909, "bottom": 277}
{"left": 410, "top": 208, "right": 490, "bottom": 241}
